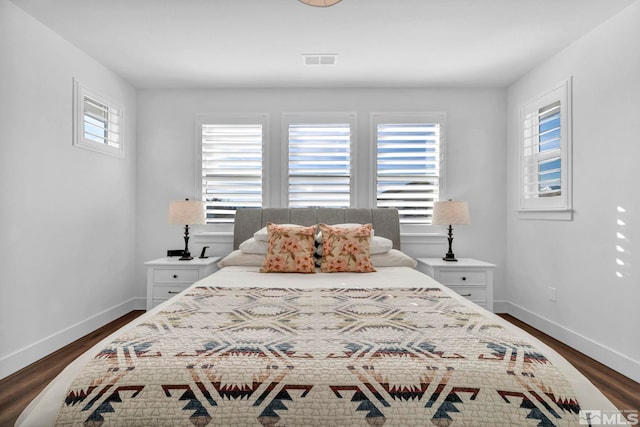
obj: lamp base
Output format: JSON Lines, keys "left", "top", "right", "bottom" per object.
{"left": 443, "top": 225, "right": 458, "bottom": 261}
{"left": 179, "top": 225, "right": 193, "bottom": 261}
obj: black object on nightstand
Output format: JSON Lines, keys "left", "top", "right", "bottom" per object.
{"left": 199, "top": 246, "right": 209, "bottom": 259}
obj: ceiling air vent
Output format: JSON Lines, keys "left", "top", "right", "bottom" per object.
{"left": 302, "top": 54, "right": 338, "bottom": 65}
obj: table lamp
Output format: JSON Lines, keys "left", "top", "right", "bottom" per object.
{"left": 432, "top": 200, "right": 470, "bottom": 262}
{"left": 168, "top": 199, "right": 205, "bottom": 261}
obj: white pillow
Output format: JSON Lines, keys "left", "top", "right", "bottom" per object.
{"left": 254, "top": 224, "right": 303, "bottom": 241}
{"left": 218, "top": 250, "right": 265, "bottom": 268}
{"left": 371, "top": 236, "right": 392, "bottom": 254}
{"left": 239, "top": 237, "right": 268, "bottom": 254}
{"left": 370, "top": 249, "right": 417, "bottom": 268}
{"left": 316, "top": 236, "right": 392, "bottom": 255}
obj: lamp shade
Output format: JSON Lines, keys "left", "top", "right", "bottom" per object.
{"left": 168, "top": 200, "right": 205, "bottom": 225}
{"left": 432, "top": 200, "right": 470, "bottom": 225}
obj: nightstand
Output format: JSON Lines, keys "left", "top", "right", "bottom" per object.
{"left": 145, "top": 257, "right": 220, "bottom": 310}
{"left": 416, "top": 258, "right": 496, "bottom": 312}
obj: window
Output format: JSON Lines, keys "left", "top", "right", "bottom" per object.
{"left": 373, "top": 113, "right": 445, "bottom": 224}
{"left": 196, "top": 112, "right": 447, "bottom": 229}
{"left": 73, "top": 79, "right": 123, "bottom": 157}
{"left": 199, "top": 115, "right": 267, "bottom": 224}
{"left": 283, "top": 113, "right": 355, "bottom": 208}
{"left": 520, "top": 79, "right": 572, "bottom": 219}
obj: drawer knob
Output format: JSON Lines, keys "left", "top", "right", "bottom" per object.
{"left": 461, "top": 276, "right": 466, "bottom": 281}
{"left": 168, "top": 291, "right": 180, "bottom": 294}
{"left": 460, "top": 293, "right": 472, "bottom": 297}
{"left": 173, "top": 274, "right": 178, "bottom": 279}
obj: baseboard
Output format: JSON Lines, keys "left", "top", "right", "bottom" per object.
{"left": 0, "top": 297, "right": 146, "bottom": 380}
{"left": 497, "top": 300, "right": 640, "bottom": 383}
{"left": 493, "top": 299, "right": 511, "bottom": 314}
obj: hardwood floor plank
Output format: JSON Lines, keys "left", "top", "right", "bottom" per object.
{"left": 0, "top": 311, "right": 637, "bottom": 426}
{"left": 498, "top": 313, "right": 640, "bottom": 420}
{"left": 0, "top": 310, "right": 144, "bottom": 427}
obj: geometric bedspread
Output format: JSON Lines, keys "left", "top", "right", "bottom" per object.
{"left": 55, "top": 286, "right": 582, "bottom": 426}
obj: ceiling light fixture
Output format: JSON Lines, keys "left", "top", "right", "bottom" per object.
{"left": 298, "top": 0, "right": 342, "bottom": 7}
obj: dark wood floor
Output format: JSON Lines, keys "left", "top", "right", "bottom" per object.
{"left": 0, "top": 311, "right": 144, "bottom": 426}
{"left": 498, "top": 314, "right": 640, "bottom": 420}
{"left": 1, "top": 311, "right": 638, "bottom": 426}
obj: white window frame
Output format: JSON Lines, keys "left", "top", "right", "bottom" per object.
{"left": 371, "top": 112, "right": 446, "bottom": 229}
{"left": 73, "top": 79, "right": 124, "bottom": 157}
{"left": 196, "top": 113, "right": 269, "bottom": 228}
{"left": 519, "top": 78, "right": 573, "bottom": 220}
{"left": 281, "top": 112, "right": 357, "bottom": 208}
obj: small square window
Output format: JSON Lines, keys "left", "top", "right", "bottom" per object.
{"left": 73, "top": 79, "right": 124, "bottom": 157}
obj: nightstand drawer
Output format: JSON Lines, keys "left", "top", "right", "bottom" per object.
{"left": 415, "top": 258, "right": 495, "bottom": 312}
{"left": 438, "top": 271, "right": 486, "bottom": 285}
{"left": 153, "top": 268, "right": 199, "bottom": 283}
{"left": 154, "top": 284, "right": 190, "bottom": 299}
{"left": 447, "top": 285, "right": 487, "bottom": 301}
{"left": 145, "top": 257, "right": 221, "bottom": 311}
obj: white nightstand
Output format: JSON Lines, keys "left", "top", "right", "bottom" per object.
{"left": 416, "top": 258, "right": 496, "bottom": 312}
{"left": 145, "top": 257, "right": 220, "bottom": 310}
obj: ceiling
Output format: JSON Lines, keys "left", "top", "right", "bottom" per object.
{"left": 10, "top": 0, "right": 636, "bottom": 89}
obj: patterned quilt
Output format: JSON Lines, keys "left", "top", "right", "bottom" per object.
{"left": 56, "top": 286, "right": 582, "bottom": 426}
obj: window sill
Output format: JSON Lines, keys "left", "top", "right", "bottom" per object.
{"left": 517, "top": 209, "right": 573, "bottom": 221}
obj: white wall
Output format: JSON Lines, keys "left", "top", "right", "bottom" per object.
{"left": 0, "top": 0, "right": 138, "bottom": 379}
{"left": 505, "top": 1, "right": 640, "bottom": 382}
{"left": 3, "top": 0, "right": 637, "bottom": 387}
{"left": 135, "top": 87, "right": 507, "bottom": 298}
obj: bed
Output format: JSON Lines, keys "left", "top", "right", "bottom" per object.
{"left": 16, "top": 208, "right": 625, "bottom": 426}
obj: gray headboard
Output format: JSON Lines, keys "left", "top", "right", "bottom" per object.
{"left": 233, "top": 208, "right": 401, "bottom": 250}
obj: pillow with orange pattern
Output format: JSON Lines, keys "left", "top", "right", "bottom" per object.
{"left": 260, "top": 223, "right": 317, "bottom": 273}
{"left": 319, "top": 223, "right": 375, "bottom": 273}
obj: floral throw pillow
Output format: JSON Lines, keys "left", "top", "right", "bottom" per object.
{"left": 260, "top": 223, "right": 317, "bottom": 273}
{"left": 319, "top": 223, "right": 376, "bottom": 273}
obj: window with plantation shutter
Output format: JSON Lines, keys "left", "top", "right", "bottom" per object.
{"left": 524, "top": 101, "right": 561, "bottom": 198}
{"left": 520, "top": 79, "right": 572, "bottom": 220}
{"left": 284, "top": 114, "right": 354, "bottom": 208}
{"left": 373, "top": 113, "right": 445, "bottom": 225}
{"left": 73, "top": 79, "right": 124, "bottom": 157}
{"left": 199, "top": 115, "right": 267, "bottom": 224}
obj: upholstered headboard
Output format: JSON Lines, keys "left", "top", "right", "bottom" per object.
{"left": 233, "top": 208, "right": 401, "bottom": 250}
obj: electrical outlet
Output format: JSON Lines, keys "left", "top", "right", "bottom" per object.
{"left": 548, "top": 286, "right": 557, "bottom": 302}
